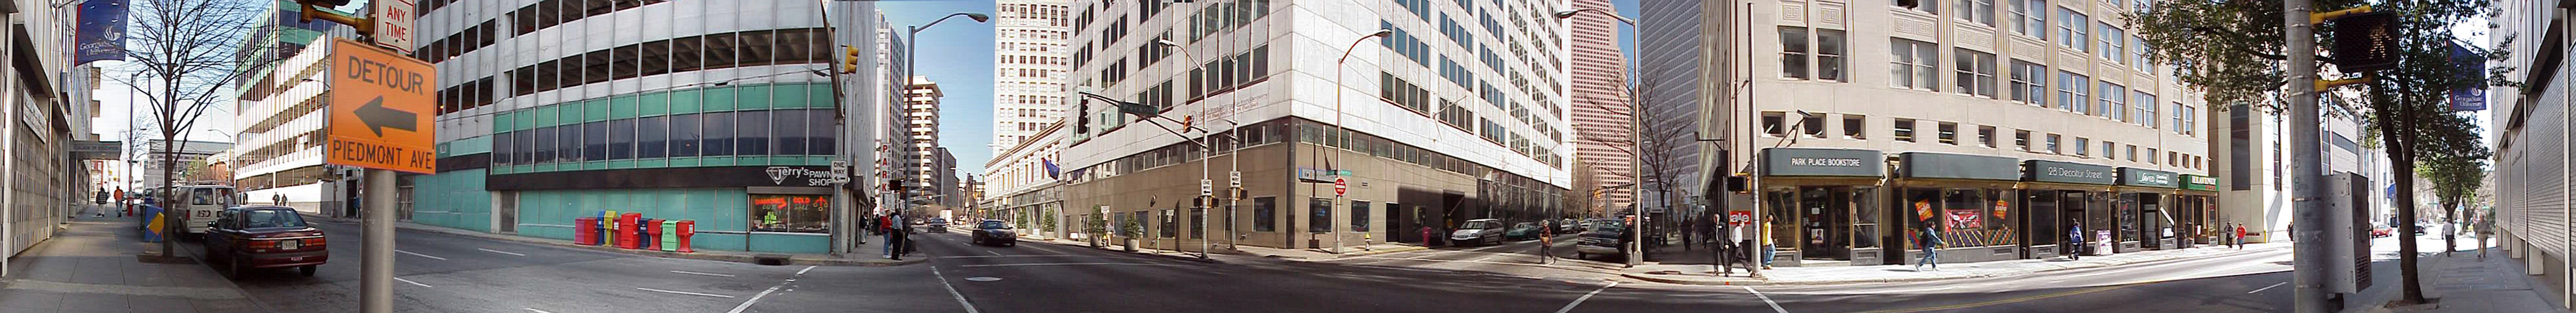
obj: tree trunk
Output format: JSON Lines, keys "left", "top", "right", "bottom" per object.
{"left": 2380, "top": 102, "right": 2426, "bottom": 305}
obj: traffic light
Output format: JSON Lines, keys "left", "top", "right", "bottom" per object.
{"left": 294, "top": 0, "right": 353, "bottom": 6}
{"left": 839, "top": 45, "right": 862, "bottom": 74}
{"left": 2324, "top": 10, "right": 2399, "bottom": 72}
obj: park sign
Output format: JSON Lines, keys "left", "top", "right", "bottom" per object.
{"left": 326, "top": 39, "right": 436, "bottom": 174}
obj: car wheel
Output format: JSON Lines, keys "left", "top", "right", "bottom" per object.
{"left": 222, "top": 255, "right": 242, "bottom": 279}
{"left": 1005, "top": 241, "right": 1015, "bottom": 247}
{"left": 299, "top": 265, "right": 317, "bottom": 277}
{"left": 1577, "top": 252, "right": 1589, "bottom": 259}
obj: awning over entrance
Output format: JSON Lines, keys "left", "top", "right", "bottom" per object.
{"left": 2022, "top": 160, "right": 2116, "bottom": 185}
{"left": 2179, "top": 174, "right": 2219, "bottom": 191}
{"left": 1898, "top": 152, "right": 2018, "bottom": 181}
{"left": 1761, "top": 147, "right": 1885, "bottom": 177}
{"left": 2115, "top": 167, "right": 2180, "bottom": 188}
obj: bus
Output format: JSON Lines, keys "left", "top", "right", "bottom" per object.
{"left": 152, "top": 184, "right": 240, "bottom": 238}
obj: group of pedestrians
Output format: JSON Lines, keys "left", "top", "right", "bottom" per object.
{"left": 878, "top": 213, "right": 912, "bottom": 260}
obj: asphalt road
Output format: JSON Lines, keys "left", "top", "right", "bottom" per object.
{"left": 179, "top": 217, "right": 2310, "bottom": 313}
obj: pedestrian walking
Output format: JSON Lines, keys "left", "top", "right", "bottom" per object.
{"left": 1916, "top": 224, "right": 1942, "bottom": 271}
{"left": 2443, "top": 219, "right": 2458, "bottom": 255}
{"left": 2478, "top": 210, "right": 2495, "bottom": 260}
{"left": 2067, "top": 222, "right": 2084, "bottom": 261}
{"left": 2234, "top": 224, "right": 2247, "bottom": 250}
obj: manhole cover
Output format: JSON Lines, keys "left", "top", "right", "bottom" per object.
{"left": 964, "top": 277, "right": 1002, "bottom": 282}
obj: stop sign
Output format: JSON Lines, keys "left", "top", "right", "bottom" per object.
{"left": 1334, "top": 178, "right": 1348, "bottom": 197}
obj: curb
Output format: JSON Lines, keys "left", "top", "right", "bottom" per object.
{"left": 1616, "top": 244, "right": 2292, "bottom": 286}
{"left": 335, "top": 215, "right": 922, "bottom": 267}
{"left": 1026, "top": 238, "right": 1225, "bottom": 263}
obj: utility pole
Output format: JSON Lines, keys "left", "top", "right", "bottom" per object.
{"left": 2283, "top": 0, "right": 2329, "bottom": 311}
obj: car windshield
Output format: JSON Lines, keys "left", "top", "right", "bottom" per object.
{"left": 1515, "top": 222, "right": 1537, "bottom": 229}
{"left": 244, "top": 210, "right": 306, "bottom": 228}
{"left": 1462, "top": 221, "right": 1493, "bottom": 229}
{"left": 981, "top": 221, "right": 1008, "bottom": 229}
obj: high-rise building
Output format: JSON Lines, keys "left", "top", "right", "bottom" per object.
{"left": 2484, "top": 1, "right": 2567, "bottom": 307}
{"left": 1639, "top": 0, "right": 2214, "bottom": 266}
{"left": 406, "top": 0, "right": 895, "bottom": 254}
{"left": 990, "top": 0, "right": 1074, "bottom": 155}
{"left": 1564, "top": 0, "right": 1634, "bottom": 217}
{"left": 904, "top": 76, "right": 946, "bottom": 193}
{"left": 229, "top": 4, "right": 356, "bottom": 215}
{"left": 1057, "top": 0, "right": 1573, "bottom": 251}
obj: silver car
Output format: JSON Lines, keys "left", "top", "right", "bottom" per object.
{"left": 1449, "top": 219, "right": 1505, "bottom": 246}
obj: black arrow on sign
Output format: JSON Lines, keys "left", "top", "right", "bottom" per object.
{"left": 354, "top": 96, "right": 417, "bottom": 136}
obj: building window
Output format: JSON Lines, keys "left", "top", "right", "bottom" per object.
{"left": 1803, "top": 113, "right": 1828, "bottom": 138}
{"left": 1763, "top": 111, "right": 1788, "bottom": 136}
{"left": 1818, "top": 30, "right": 1847, "bottom": 81}
{"left": 2057, "top": 71, "right": 2090, "bottom": 113}
{"left": 2010, "top": 60, "right": 2046, "bottom": 105}
{"left": 1309, "top": 197, "right": 1334, "bottom": 233}
{"left": 1957, "top": 0, "right": 1994, "bottom": 26}
{"left": 2046, "top": 134, "right": 2061, "bottom": 153}
{"left": 2073, "top": 137, "right": 2090, "bottom": 156}
{"left": 1937, "top": 122, "right": 1958, "bottom": 145}
{"left": 1954, "top": 49, "right": 1998, "bottom": 97}
{"left": 2104, "top": 141, "right": 2117, "bottom": 160}
{"left": 749, "top": 195, "right": 829, "bottom": 233}
{"left": 1351, "top": 200, "right": 1371, "bottom": 232}
{"left": 2010, "top": 0, "right": 2046, "bottom": 38}
{"left": 2099, "top": 82, "right": 2126, "bottom": 120}
{"left": 2015, "top": 129, "right": 2031, "bottom": 151}
{"left": 2057, "top": 8, "right": 2088, "bottom": 52}
{"left": 1893, "top": 118, "right": 1918, "bottom": 142}
{"left": 1254, "top": 197, "right": 1276, "bottom": 232}
{"left": 1895, "top": 0, "right": 1937, "bottom": 14}
{"left": 1844, "top": 114, "right": 1867, "bottom": 139}
{"left": 1977, "top": 125, "right": 1997, "bottom": 147}
{"left": 2132, "top": 35, "right": 2152, "bottom": 68}
{"left": 1781, "top": 27, "right": 1810, "bottom": 80}
{"left": 2134, "top": 91, "right": 2158, "bottom": 128}
{"left": 2099, "top": 23, "right": 2126, "bottom": 65}
{"left": 2179, "top": 104, "right": 2197, "bottom": 136}
{"left": 1891, "top": 39, "right": 1939, "bottom": 91}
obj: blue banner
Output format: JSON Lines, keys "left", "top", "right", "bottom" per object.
{"left": 2447, "top": 41, "right": 2488, "bottom": 111}
{"left": 73, "top": 0, "right": 129, "bottom": 65}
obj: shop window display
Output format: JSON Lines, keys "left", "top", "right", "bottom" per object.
{"left": 750, "top": 194, "right": 829, "bottom": 233}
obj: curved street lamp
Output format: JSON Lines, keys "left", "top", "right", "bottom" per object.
{"left": 1326, "top": 29, "right": 1394, "bottom": 254}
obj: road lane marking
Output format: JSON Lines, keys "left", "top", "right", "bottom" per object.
{"left": 2249, "top": 282, "right": 2288, "bottom": 294}
{"left": 1860, "top": 286, "right": 1957, "bottom": 294}
{"left": 932, "top": 267, "right": 982, "bottom": 313}
{"left": 987, "top": 250, "right": 1004, "bottom": 256}
{"left": 525, "top": 308, "right": 556, "bottom": 313}
{"left": 477, "top": 248, "right": 526, "bottom": 256}
{"left": 393, "top": 277, "right": 431, "bottom": 288}
{"left": 797, "top": 265, "right": 817, "bottom": 275}
{"left": 722, "top": 285, "right": 784, "bottom": 313}
{"left": 1742, "top": 286, "right": 1790, "bottom": 313}
{"left": 1336, "top": 255, "right": 1615, "bottom": 273}
{"left": 1349, "top": 264, "right": 1460, "bottom": 274}
{"left": 669, "top": 270, "right": 735, "bottom": 277}
{"left": 939, "top": 255, "right": 1078, "bottom": 259}
{"left": 635, "top": 287, "right": 736, "bottom": 298}
{"left": 955, "top": 263, "right": 1196, "bottom": 268}
{"left": 395, "top": 250, "right": 446, "bottom": 260}
{"left": 1551, "top": 281, "right": 1618, "bottom": 313}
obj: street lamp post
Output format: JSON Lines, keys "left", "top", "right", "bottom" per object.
{"left": 1152, "top": 39, "right": 1216, "bottom": 259}
{"left": 884, "top": 11, "right": 988, "bottom": 252}
{"left": 1329, "top": 29, "right": 1394, "bottom": 254}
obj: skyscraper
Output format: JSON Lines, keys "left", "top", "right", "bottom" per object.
{"left": 991, "top": 0, "right": 1074, "bottom": 155}
{"left": 905, "top": 76, "right": 946, "bottom": 192}
{"left": 1564, "top": 0, "right": 1635, "bottom": 216}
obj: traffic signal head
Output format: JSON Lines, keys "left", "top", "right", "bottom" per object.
{"left": 2327, "top": 12, "right": 2401, "bottom": 72}
{"left": 840, "top": 45, "right": 862, "bottom": 74}
{"left": 295, "top": 0, "right": 354, "bottom": 6}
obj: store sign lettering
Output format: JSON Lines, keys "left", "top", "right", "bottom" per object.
{"left": 2045, "top": 167, "right": 2108, "bottom": 179}
{"left": 2188, "top": 176, "right": 2218, "bottom": 185}
{"left": 1789, "top": 158, "right": 1865, "bottom": 167}
{"left": 764, "top": 167, "right": 835, "bottom": 186}
{"left": 2133, "top": 173, "right": 2174, "bottom": 186}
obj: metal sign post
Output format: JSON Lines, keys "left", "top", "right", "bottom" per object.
{"left": 323, "top": 38, "right": 436, "bottom": 313}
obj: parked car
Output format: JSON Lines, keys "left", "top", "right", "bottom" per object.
{"left": 924, "top": 218, "right": 950, "bottom": 233}
{"left": 2371, "top": 224, "right": 2394, "bottom": 237}
{"left": 1575, "top": 222, "right": 1629, "bottom": 260}
{"left": 203, "top": 206, "right": 326, "bottom": 279}
{"left": 1504, "top": 222, "right": 1545, "bottom": 241}
{"left": 1450, "top": 219, "right": 1506, "bottom": 246}
{"left": 1556, "top": 219, "right": 1583, "bottom": 233}
{"left": 970, "top": 220, "right": 1018, "bottom": 246}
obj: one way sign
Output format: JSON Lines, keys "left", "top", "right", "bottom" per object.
{"left": 326, "top": 39, "right": 437, "bottom": 174}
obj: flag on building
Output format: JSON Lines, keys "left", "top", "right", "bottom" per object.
{"left": 1043, "top": 158, "right": 1059, "bottom": 179}
{"left": 74, "top": 0, "right": 129, "bottom": 65}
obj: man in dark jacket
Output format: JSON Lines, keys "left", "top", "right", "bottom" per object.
{"left": 2067, "top": 222, "right": 2084, "bottom": 261}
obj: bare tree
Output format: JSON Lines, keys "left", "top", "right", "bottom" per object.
{"left": 116, "top": 0, "right": 282, "bottom": 257}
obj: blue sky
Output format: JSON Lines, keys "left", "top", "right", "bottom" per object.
{"left": 882, "top": 0, "right": 1001, "bottom": 175}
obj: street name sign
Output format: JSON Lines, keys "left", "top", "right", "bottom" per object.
{"left": 326, "top": 39, "right": 436, "bottom": 174}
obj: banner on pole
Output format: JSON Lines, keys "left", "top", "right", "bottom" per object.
{"left": 74, "top": 0, "right": 129, "bottom": 65}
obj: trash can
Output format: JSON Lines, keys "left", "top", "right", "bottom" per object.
{"left": 140, "top": 205, "right": 165, "bottom": 243}
{"left": 574, "top": 217, "right": 599, "bottom": 245}
{"left": 658, "top": 220, "right": 678, "bottom": 252}
{"left": 675, "top": 221, "right": 696, "bottom": 253}
{"left": 616, "top": 213, "right": 642, "bottom": 249}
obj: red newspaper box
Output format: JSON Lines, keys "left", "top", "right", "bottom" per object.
{"left": 574, "top": 217, "right": 599, "bottom": 245}
{"left": 616, "top": 213, "right": 642, "bottom": 249}
{"left": 676, "top": 221, "right": 696, "bottom": 253}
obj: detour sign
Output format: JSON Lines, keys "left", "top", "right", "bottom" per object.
{"left": 326, "top": 39, "right": 437, "bottom": 174}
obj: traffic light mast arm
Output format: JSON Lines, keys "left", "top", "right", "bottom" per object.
{"left": 296, "top": 4, "right": 373, "bottom": 36}
{"left": 2309, "top": 6, "right": 2373, "bottom": 24}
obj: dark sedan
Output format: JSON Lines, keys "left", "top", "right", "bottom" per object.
{"left": 970, "top": 220, "right": 1018, "bottom": 246}
{"left": 204, "top": 206, "right": 327, "bottom": 279}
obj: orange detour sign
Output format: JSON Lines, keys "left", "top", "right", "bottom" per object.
{"left": 326, "top": 39, "right": 437, "bottom": 174}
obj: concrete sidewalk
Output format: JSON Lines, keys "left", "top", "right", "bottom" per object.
{"left": 0, "top": 213, "right": 270, "bottom": 313}
{"left": 1621, "top": 241, "right": 2292, "bottom": 286}
{"left": 2371, "top": 244, "right": 2568, "bottom": 313}
{"left": 304, "top": 214, "right": 922, "bottom": 267}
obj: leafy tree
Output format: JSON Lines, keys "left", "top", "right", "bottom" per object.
{"left": 2128, "top": 0, "right": 2515, "bottom": 305}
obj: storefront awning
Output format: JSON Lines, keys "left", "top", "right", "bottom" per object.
{"left": 1760, "top": 147, "right": 1885, "bottom": 177}
{"left": 2022, "top": 160, "right": 2117, "bottom": 185}
{"left": 2179, "top": 174, "right": 2219, "bottom": 191}
{"left": 1898, "top": 152, "right": 2019, "bottom": 181}
{"left": 2115, "top": 167, "right": 2181, "bottom": 189}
